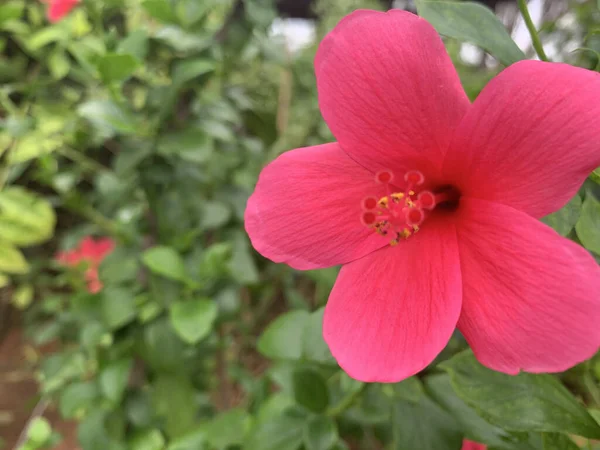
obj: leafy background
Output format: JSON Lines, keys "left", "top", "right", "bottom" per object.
{"left": 1, "top": 0, "right": 600, "bottom": 449}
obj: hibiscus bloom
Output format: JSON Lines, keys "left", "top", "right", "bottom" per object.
{"left": 44, "top": 0, "right": 79, "bottom": 23}
{"left": 245, "top": 9, "right": 600, "bottom": 382}
{"left": 57, "top": 236, "right": 115, "bottom": 293}
{"left": 462, "top": 440, "right": 486, "bottom": 450}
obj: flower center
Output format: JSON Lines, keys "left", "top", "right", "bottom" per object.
{"left": 360, "top": 170, "right": 456, "bottom": 245}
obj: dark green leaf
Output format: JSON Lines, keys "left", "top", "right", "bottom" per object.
{"left": 541, "top": 194, "right": 582, "bottom": 236}
{"left": 100, "top": 359, "right": 133, "bottom": 403}
{"left": 101, "top": 287, "right": 136, "bottom": 330}
{"left": 576, "top": 193, "right": 600, "bottom": 254}
{"left": 392, "top": 395, "right": 463, "bottom": 450}
{"left": 293, "top": 368, "right": 329, "bottom": 413}
{"left": 246, "top": 408, "right": 306, "bottom": 450}
{"left": 303, "top": 415, "right": 338, "bottom": 450}
{"left": 258, "top": 310, "right": 310, "bottom": 360}
{"left": 129, "top": 429, "right": 166, "bottom": 450}
{"left": 97, "top": 53, "right": 140, "bottom": 83}
{"left": 415, "top": 0, "right": 526, "bottom": 65}
{"left": 541, "top": 433, "right": 579, "bottom": 450}
{"left": 425, "top": 374, "right": 521, "bottom": 449}
{"left": 198, "top": 408, "right": 249, "bottom": 449}
{"left": 169, "top": 299, "right": 217, "bottom": 344}
{"left": 152, "top": 375, "right": 197, "bottom": 438}
{"left": 142, "top": 246, "right": 188, "bottom": 282}
{"left": 157, "top": 129, "right": 213, "bottom": 163}
{"left": 59, "top": 381, "right": 100, "bottom": 418}
{"left": 441, "top": 351, "right": 600, "bottom": 439}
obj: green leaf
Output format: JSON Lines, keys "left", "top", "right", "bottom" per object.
{"left": 28, "top": 417, "right": 52, "bottom": 444}
{"left": 143, "top": 0, "right": 178, "bottom": 23}
{"left": 391, "top": 395, "right": 463, "bottom": 450}
{"left": 0, "top": 242, "right": 29, "bottom": 274}
{"left": 101, "top": 287, "right": 136, "bottom": 330}
{"left": 117, "top": 30, "right": 149, "bottom": 61}
{"left": 246, "top": 408, "right": 306, "bottom": 450}
{"left": 12, "top": 284, "right": 33, "bottom": 309}
{"left": 142, "top": 319, "right": 187, "bottom": 372}
{"left": 441, "top": 350, "right": 600, "bottom": 439}
{"left": 169, "top": 299, "right": 217, "bottom": 344}
{"left": 152, "top": 375, "right": 197, "bottom": 438}
{"left": 27, "top": 27, "right": 66, "bottom": 50}
{"left": 390, "top": 377, "right": 424, "bottom": 404}
{"left": 0, "top": 186, "right": 56, "bottom": 246}
{"left": 157, "top": 129, "right": 213, "bottom": 163}
{"left": 425, "top": 374, "right": 521, "bottom": 449}
{"left": 258, "top": 308, "right": 334, "bottom": 363}
{"left": 78, "top": 99, "right": 137, "bottom": 138}
{"left": 59, "top": 381, "right": 100, "bottom": 418}
{"left": 541, "top": 194, "right": 582, "bottom": 236}
{"left": 0, "top": 2, "right": 24, "bottom": 26}
{"left": 200, "top": 201, "right": 231, "bottom": 230}
{"left": 228, "top": 233, "right": 259, "bottom": 284}
{"left": 97, "top": 53, "right": 140, "bottom": 83}
{"left": 130, "top": 429, "right": 166, "bottom": 450}
{"left": 576, "top": 193, "right": 600, "bottom": 254}
{"left": 303, "top": 416, "right": 338, "bottom": 450}
{"left": 415, "top": 0, "right": 526, "bottom": 66}
{"left": 293, "top": 368, "right": 329, "bottom": 414}
{"left": 198, "top": 409, "right": 249, "bottom": 449}
{"left": 142, "top": 246, "right": 188, "bottom": 282}
{"left": 167, "top": 429, "right": 207, "bottom": 450}
{"left": 258, "top": 310, "right": 310, "bottom": 360}
{"left": 541, "top": 433, "right": 579, "bottom": 450}
{"left": 48, "top": 48, "right": 71, "bottom": 79}
{"left": 100, "top": 359, "right": 133, "bottom": 403}
{"left": 302, "top": 308, "right": 334, "bottom": 364}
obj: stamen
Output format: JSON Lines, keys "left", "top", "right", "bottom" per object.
{"left": 360, "top": 169, "right": 455, "bottom": 246}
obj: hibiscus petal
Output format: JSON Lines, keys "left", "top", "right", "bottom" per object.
{"left": 47, "top": 0, "right": 79, "bottom": 22}
{"left": 316, "top": 9, "right": 470, "bottom": 180}
{"left": 245, "top": 143, "right": 389, "bottom": 270}
{"left": 456, "top": 197, "right": 600, "bottom": 374}
{"left": 443, "top": 61, "right": 600, "bottom": 218}
{"left": 323, "top": 216, "right": 462, "bottom": 382}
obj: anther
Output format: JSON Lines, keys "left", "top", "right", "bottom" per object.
{"left": 361, "top": 211, "right": 378, "bottom": 226}
{"left": 404, "top": 170, "right": 424, "bottom": 186}
{"left": 405, "top": 208, "right": 424, "bottom": 226}
{"left": 376, "top": 170, "right": 394, "bottom": 184}
{"left": 417, "top": 191, "right": 435, "bottom": 210}
{"left": 362, "top": 196, "right": 378, "bottom": 210}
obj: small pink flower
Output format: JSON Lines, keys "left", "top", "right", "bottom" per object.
{"left": 56, "top": 236, "right": 115, "bottom": 293}
{"left": 462, "top": 440, "right": 487, "bottom": 450}
{"left": 245, "top": 10, "right": 600, "bottom": 382}
{"left": 44, "top": 0, "right": 79, "bottom": 23}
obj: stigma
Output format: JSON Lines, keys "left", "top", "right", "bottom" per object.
{"left": 360, "top": 170, "right": 444, "bottom": 245}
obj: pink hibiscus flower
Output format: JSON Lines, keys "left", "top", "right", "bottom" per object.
{"left": 44, "top": 0, "right": 79, "bottom": 23}
{"left": 56, "top": 236, "right": 115, "bottom": 293}
{"left": 245, "top": 9, "right": 600, "bottom": 382}
{"left": 462, "top": 440, "right": 486, "bottom": 450}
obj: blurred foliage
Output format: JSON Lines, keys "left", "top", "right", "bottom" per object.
{"left": 1, "top": 0, "right": 600, "bottom": 449}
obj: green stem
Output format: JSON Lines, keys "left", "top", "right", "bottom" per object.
{"left": 326, "top": 383, "right": 366, "bottom": 417}
{"left": 517, "top": 0, "right": 549, "bottom": 61}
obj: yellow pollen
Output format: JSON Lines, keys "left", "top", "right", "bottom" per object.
{"left": 401, "top": 228, "right": 412, "bottom": 239}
